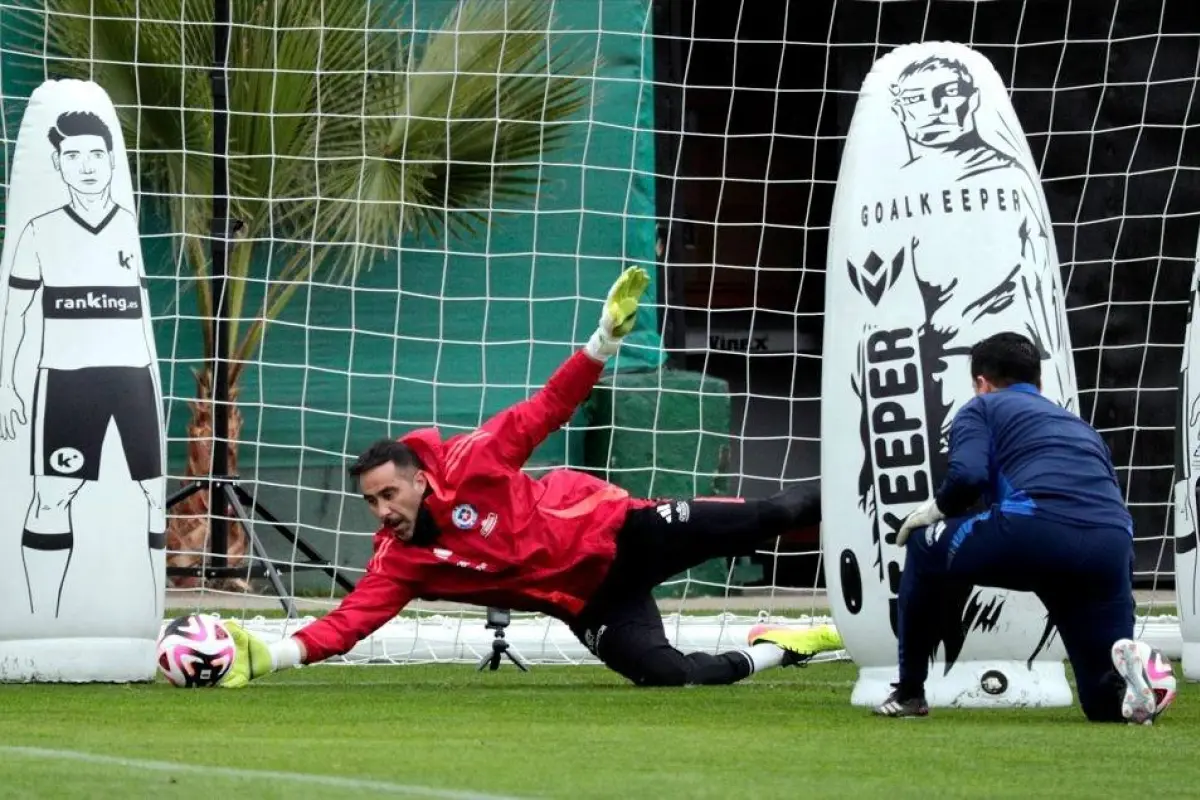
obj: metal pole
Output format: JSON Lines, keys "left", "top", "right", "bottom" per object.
{"left": 208, "top": 0, "right": 232, "bottom": 570}
{"left": 653, "top": 0, "right": 689, "bottom": 367}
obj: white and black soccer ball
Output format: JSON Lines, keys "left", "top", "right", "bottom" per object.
{"left": 156, "top": 614, "right": 236, "bottom": 688}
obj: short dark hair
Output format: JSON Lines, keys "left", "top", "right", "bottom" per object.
{"left": 48, "top": 111, "right": 113, "bottom": 152}
{"left": 895, "top": 55, "right": 975, "bottom": 93}
{"left": 969, "top": 332, "right": 1042, "bottom": 388}
{"left": 348, "top": 438, "right": 423, "bottom": 478}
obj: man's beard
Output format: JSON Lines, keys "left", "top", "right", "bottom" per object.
{"left": 407, "top": 503, "right": 440, "bottom": 546}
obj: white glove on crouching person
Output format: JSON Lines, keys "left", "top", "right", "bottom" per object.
{"left": 895, "top": 497, "right": 945, "bottom": 547}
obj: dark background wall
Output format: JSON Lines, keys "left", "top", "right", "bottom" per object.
{"left": 656, "top": 0, "right": 1200, "bottom": 586}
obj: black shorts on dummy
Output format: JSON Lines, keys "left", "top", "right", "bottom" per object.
{"left": 34, "top": 366, "right": 162, "bottom": 481}
{"left": 569, "top": 485, "right": 818, "bottom": 687}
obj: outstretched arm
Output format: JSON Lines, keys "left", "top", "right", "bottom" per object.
{"left": 221, "top": 561, "right": 413, "bottom": 688}
{"left": 290, "top": 570, "right": 413, "bottom": 663}
{"left": 479, "top": 349, "right": 605, "bottom": 470}
{"left": 479, "top": 266, "right": 651, "bottom": 470}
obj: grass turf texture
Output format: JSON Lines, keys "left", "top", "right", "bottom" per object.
{"left": 0, "top": 663, "right": 1195, "bottom": 799}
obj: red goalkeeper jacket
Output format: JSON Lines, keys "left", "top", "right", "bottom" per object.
{"left": 294, "top": 349, "right": 652, "bottom": 663}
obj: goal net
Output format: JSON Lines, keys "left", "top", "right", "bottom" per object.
{"left": 0, "top": 0, "right": 1194, "bottom": 666}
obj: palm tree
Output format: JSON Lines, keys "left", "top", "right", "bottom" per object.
{"left": 13, "top": 0, "right": 592, "bottom": 587}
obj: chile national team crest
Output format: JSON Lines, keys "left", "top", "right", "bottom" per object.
{"left": 451, "top": 504, "right": 479, "bottom": 530}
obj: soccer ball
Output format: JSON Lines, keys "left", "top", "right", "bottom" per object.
{"left": 156, "top": 614, "right": 236, "bottom": 688}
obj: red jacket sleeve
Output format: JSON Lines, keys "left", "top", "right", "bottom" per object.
{"left": 292, "top": 569, "right": 413, "bottom": 664}
{"left": 478, "top": 349, "right": 604, "bottom": 469}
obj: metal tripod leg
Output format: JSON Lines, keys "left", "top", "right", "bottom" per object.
{"left": 233, "top": 484, "right": 354, "bottom": 593}
{"left": 166, "top": 480, "right": 205, "bottom": 507}
{"left": 222, "top": 483, "right": 299, "bottom": 619}
{"left": 165, "top": 476, "right": 348, "bottom": 603}
{"left": 476, "top": 628, "right": 530, "bottom": 672}
{"left": 504, "top": 640, "right": 530, "bottom": 671}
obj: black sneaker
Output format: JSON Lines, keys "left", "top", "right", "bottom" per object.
{"left": 873, "top": 686, "right": 929, "bottom": 718}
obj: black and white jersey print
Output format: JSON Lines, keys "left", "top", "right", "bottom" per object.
{"left": 8, "top": 202, "right": 161, "bottom": 483}
{"left": 8, "top": 203, "right": 151, "bottom": 371}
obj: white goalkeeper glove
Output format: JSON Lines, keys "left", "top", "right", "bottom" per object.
{"left": 585, "top": 265, "right": 651, "bottom": 362}
{"left": 895, "top": 497, "right": 944, "bottom": 547}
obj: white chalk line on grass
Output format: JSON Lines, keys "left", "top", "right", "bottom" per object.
{"left": 0, "top": 746, "right": 533, "bottom": 800}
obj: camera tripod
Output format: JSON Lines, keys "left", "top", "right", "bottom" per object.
{"left": 476, "top": 607, "right": 530, "bottom": 672}
{"left": 163, "top": 0, "right": 353, "bottom": 616}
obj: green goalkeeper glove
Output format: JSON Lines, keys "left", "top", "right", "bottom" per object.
{"left": 219, "top": 620, "right": 275, "bottom": 689}
{"left": 586, "top": 265, "right": 651, "bottom": 361}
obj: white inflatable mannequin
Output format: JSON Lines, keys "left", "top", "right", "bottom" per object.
{"left": 821, "top": 42, "right": 1075, "bottom": 708}
{"left": 1173, "top": 243, "right": 1200, "bottom": 682}
{"left": 0, "top": 79, "right": 166, "bottom": 682}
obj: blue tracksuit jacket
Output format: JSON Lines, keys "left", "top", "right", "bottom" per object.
{"left": 934, "top": 383, "right": 1133, "bottom": 533}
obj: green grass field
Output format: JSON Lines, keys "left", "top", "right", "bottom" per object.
{"left": 1, "top": 662, "right": 1195, "bottom": 799}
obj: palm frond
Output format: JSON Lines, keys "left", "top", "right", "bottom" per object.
{"left": 299, "top": 0, "right": 597, "bottom": 275}
{"left": 30, "top": 0, "right": 593, "bottom": 361}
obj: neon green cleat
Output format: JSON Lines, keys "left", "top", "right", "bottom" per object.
{"left": 747, "top": 624, "right": 843, "bottom": 667}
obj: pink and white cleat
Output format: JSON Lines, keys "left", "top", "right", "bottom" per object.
{"left": 1110, "top": 638, "right": 1177, "bottom": 725}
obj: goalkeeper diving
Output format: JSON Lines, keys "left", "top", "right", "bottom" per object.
{"left": 222, "top": 267, "right": 841, "bottom": 689}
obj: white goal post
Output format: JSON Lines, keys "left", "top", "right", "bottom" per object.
{"left": 225, "top": 607, "right": 1184, "bottom": 668}
{"left": 0, "top": 0, "right": 1194, "bottom": 669}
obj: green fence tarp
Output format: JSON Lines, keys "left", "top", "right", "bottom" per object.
{"left": 0, "top": 0, "right": 662, "bottom": 475}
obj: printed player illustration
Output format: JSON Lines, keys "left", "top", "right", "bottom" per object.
{"left": 0, "top": 110, "right": 164, "bottom": 618}
{"left": 888, "top": 54, "right": 1070, "bottom": 406}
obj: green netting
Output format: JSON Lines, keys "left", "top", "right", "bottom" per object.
{"left": 0, "top": 0, "right": 662, "bottom": 474}
{"left": 585, "top": 368, "right": 761, "bottom": 597}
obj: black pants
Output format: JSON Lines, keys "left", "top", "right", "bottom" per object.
{"left": 900, "top": 509, "right": 1134, "bottom": 722}
{"left": 569, "top": 492, "right": 808, "bottom": 687}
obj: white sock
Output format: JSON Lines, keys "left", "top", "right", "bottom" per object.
{"left": 268, "top": 638, "right": 304, "bottom": 671}
{"left": 742, "top": 642, "right": 786, "bottom": 673}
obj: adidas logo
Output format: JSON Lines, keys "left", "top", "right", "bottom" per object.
{"left": 657, "top": 501, "right": 690, "bottom": 524}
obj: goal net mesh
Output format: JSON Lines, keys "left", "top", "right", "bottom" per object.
{"left": 0, "top": 0, "right": 1195, "bottom": 665}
